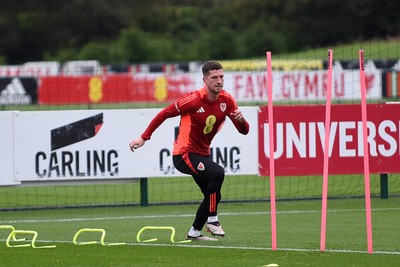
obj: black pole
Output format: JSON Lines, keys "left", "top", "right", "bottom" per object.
{"left": 140, "top": 177, "right": 149, "bottom": 206}
{"left": 380, "top": 173, "right": 388, "bottom": 199}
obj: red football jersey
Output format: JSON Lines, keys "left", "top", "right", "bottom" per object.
{"left": 141, "top": 86, "right": 249, "bottom": 156}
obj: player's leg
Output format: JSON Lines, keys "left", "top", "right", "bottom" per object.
{"left": 188, "top": 174, "right": 216, "bottom": 240}
{"left": 173, "top": 153, "right": 225, "bottom": 238}
{"left": 172, "top": 154, "right": 213, "bottom": 240}
{"left": 185, "top": 153, "right": 226, "bottom": 236}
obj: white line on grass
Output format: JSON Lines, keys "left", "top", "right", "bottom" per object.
{"left": 128, "top": 242, "right": 400, "bottom": 255}
{"left": 6, "top": 239, "right": 400, "bottom": 256}
{"left": 1, "top": 207, "right": 399, "bottom": 224}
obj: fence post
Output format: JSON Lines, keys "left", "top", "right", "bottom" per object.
{"left": 140, "top": 178, "right": 149, "bottom": 206}
{"left": 380, "top": 173, "right": 388, "bottom": 199}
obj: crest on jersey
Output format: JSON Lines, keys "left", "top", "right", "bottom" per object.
{"left": 197, "top": 162, "right": 205, "bottom": 171}
{"left": 220, "top": 103, "right": 227, "bottom": 112}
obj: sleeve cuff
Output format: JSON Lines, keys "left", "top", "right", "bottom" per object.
{"left": 141, "top": 134, "right": 150, "bottom": 141}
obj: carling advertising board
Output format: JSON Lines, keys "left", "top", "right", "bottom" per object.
{"left": 13, "top": 107, "right": 258, "bottom": 181}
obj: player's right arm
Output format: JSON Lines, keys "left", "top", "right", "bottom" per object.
{"left": 129, "top": 104, "right": 178, "bottom": 152}
{"left": 129, "top": 91, "right": 198, "bottom": 152}
{"left": 129, "top": 136, "right": 145, "bottom": 152}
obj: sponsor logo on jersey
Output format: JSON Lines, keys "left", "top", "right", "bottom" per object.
{"left": 197, "top": 107, "right": 205, "bottom": 113}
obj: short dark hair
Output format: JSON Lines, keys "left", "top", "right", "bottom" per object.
{"left": 202, "top": 61, "right": 223, "bottom": 76}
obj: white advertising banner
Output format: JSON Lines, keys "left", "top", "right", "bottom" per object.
{"left": 0, "top": 111, "right": 19, "bottom": 185}
{"left": 14, "top": 107, "right": 258, "bottom": 181}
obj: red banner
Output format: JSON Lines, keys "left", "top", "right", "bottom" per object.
{"left": 38, "top": 74, "right": 193, "bottom": 104}
{"left": 258, "top": 104, "right": 400, "bottom": 176}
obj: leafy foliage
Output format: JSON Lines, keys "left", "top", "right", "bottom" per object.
{"left": 0, "top": 0, "right": 399, "bottom": 64}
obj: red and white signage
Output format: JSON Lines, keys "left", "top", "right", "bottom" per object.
{"left": 36, "top": 67, "right": 381, "bottom": 104}
{"left": 38, "top": 74, "right": 195, "bottom": 104}
{"left": 227, "top": 67, "right": 381, "bottom": 101}
{"left": 258, "top": 104, "right": 400, "bottom": 176}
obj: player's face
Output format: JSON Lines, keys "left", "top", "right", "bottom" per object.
{"left": 203, "top": 69, "right": 224, "bottom": 98}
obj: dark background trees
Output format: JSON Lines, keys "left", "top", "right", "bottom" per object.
{"left": 0, "top": 0, "right": 399, "bottom": 64}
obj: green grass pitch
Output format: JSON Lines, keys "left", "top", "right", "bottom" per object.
{"left": 1, "top": 198, "right": 400, "bottom": 266}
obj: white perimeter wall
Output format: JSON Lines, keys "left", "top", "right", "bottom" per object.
{"left": 0, "top": 111, "right": 18, "bottom": 185}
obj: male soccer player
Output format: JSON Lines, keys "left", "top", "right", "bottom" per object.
{"left": 129, "top": 61, "right": 249, "bottom": 240}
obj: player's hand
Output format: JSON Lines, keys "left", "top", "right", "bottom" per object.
{"left": 129, "top": 137, "right": 145, "bottom": 152}
{"left": 230, "top": 109, "right": 245, "bottom": 124}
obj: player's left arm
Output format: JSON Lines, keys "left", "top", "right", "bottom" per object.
{"left": 226, "top": 95, "right": 249, "bottom": 135}
{"left": 229, "top": 108, "right": 249, "bottom": 135}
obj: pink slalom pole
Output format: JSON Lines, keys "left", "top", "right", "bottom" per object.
{"left": 359, "top": 49, "right": 373, "bottom": 254}
{"left": 266, "top": 51, "right": 277, "bottom": 250}
{"left": 320, "top": 49, "right": 333, "bottom": 252}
